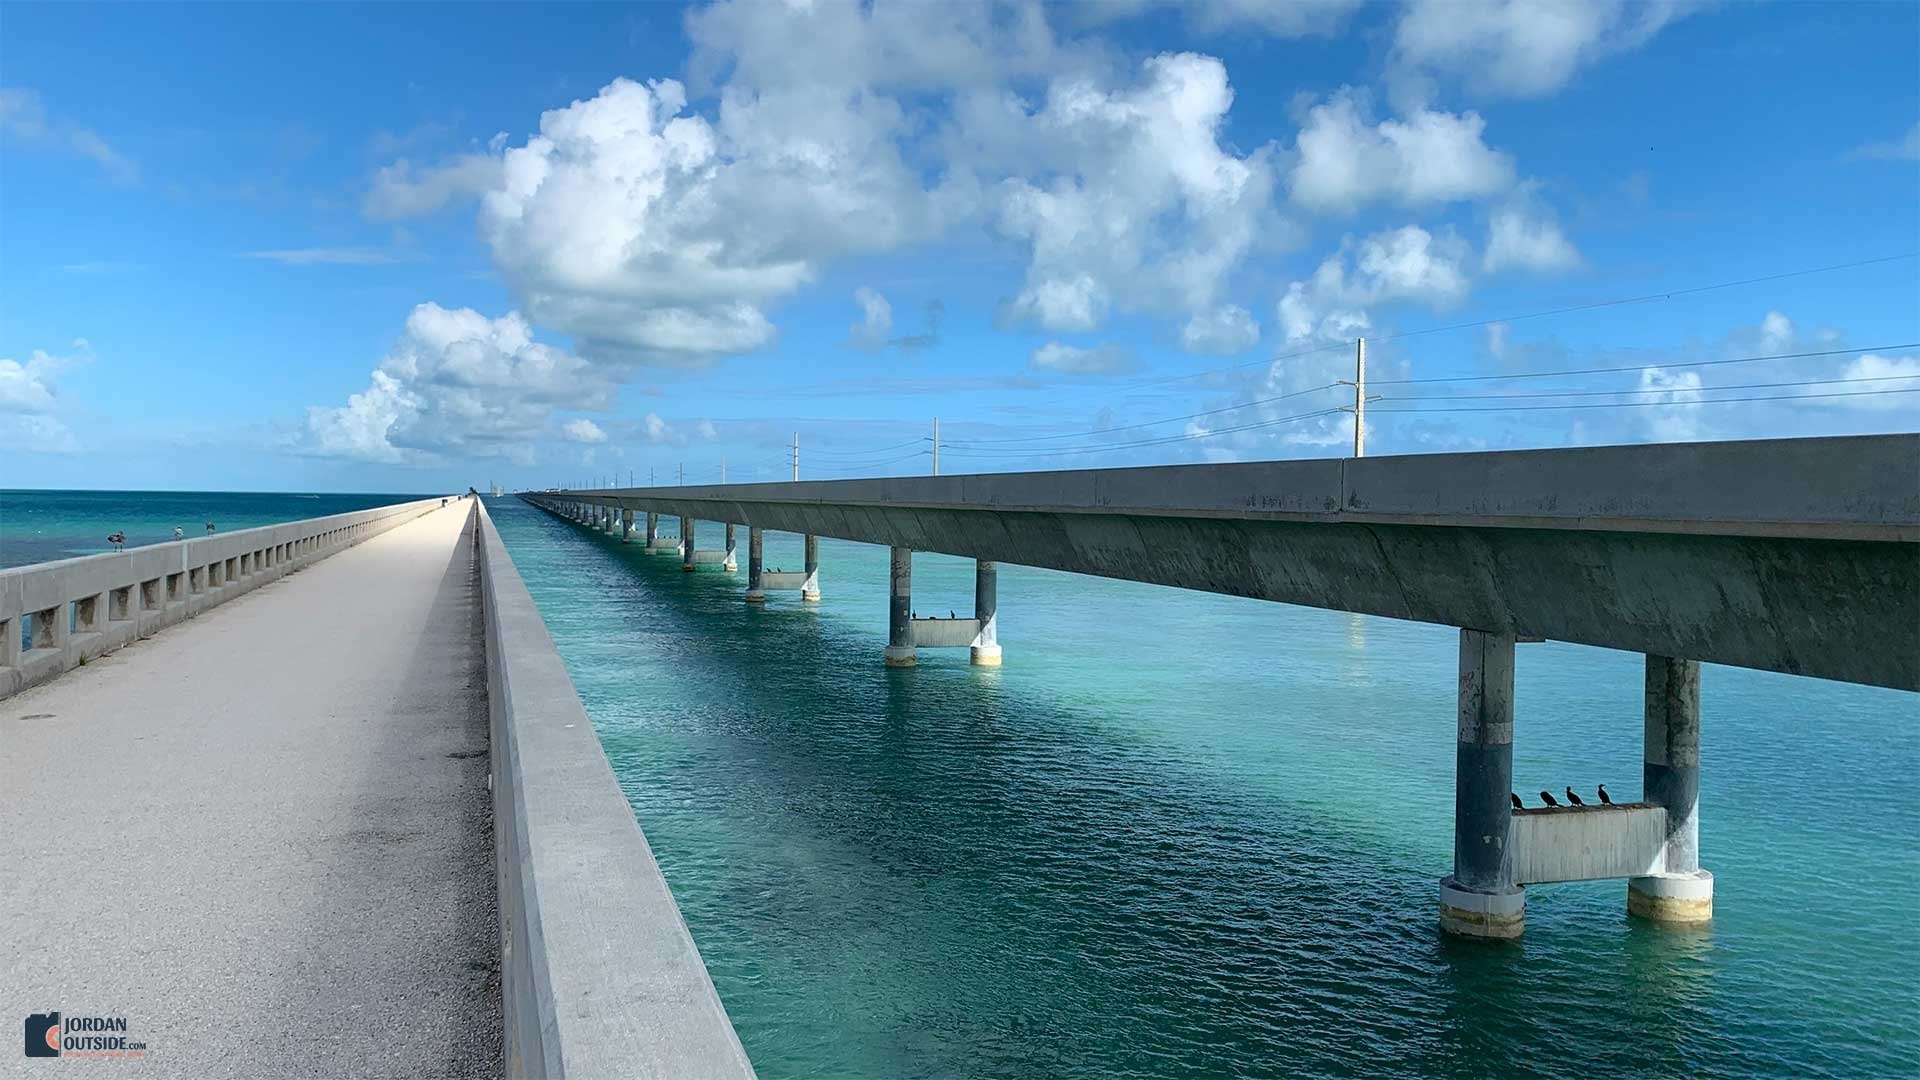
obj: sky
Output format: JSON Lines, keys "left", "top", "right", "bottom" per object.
{"left": 2, "top": 0, "right": 1916, "bottom": 493}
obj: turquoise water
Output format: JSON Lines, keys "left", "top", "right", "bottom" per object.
{"left": 0, "top": 489, "right": 429, "bottom": 568}
{"left": 490, "top": 497, "right": 1919, "bottom": 1078}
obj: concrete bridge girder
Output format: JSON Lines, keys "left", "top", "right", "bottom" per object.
{"left": 566, "top": 497, "right": 1912, "bottom": 690}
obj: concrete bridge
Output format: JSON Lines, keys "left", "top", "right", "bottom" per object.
{"left": 1, "top": 499, "right": 755, "bottom": 1078}
{"left": 1, "top": 434, "right": 1911, "bottom": 1075}
{"left": 527, "top": 433, "right": 1919, "bottom": 940}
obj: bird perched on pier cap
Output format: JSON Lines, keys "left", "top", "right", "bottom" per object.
{"left": 1598, "top": 785, "right": 1612, "bottom": 805}
{"left": 1511, "top": 793, "right": 1524, "bottom": 810}
{"left": 1565, "top": 787, "right": 1585, "bottom": 807}
{"left": 1540, "top": 791, "right": 1559, "bottom": 807}
{"left": 106, "top": 531, "right": 126, "bottom": 551}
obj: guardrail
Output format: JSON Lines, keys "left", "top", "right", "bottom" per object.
{"left": 473, "top": 499, "right": 756, "bottom": 1079}
{"left": 0, "top": 497, "right": 451, "bottom": 701}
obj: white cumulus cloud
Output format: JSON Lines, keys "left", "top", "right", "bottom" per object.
{"left": 364, "top": 152, "right": 504, "bottom": 219}
{"left": 1180, "top": 305, "right": 1261, "bottom": 355}
{"left": 1279, "top": 225, "right": 1474, "bottom": 343}
{"left": 0, "top": 341, "right": 87, "bottom": 452}
{"left": 1391, "top": 0, "right": 1701, "bottom": 104}
{"left": 1638, "top": 366, "right": 1705, "bottom": 441}
{"left": 848, "top": 286, "right": 894, "bottom": 350}
{"left": 1030, "top": 341, "right": 1137, "bottom": 375}
{"left": 1289, "top": 90, "right": 1513, "bottom": 213}
{"left": 1483, "top": 201, "right": 1580, "bottom": 273}
{"left": 992, "top": 52, "right": 1280, "bottom": 332}
{"left": 304, "top": 303, "right": 614, "bottom": 464}
{"left": 560, "top": 418, "right": 607, "bottom": 443}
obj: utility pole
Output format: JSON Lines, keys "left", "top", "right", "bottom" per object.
{"left": 650, "top": 467, "right": 655, "bottom": 487}
{"left": 792, "top": 431, "right": 800, "bottom": 482}
{"left": 721, "top": 458, "right": 727, "bottom": 485}
{"left": 1338, "top": 337, "right": 1369, "bottom": 458}
{"left": 932, "top": 417, "right": 940, "bottom": 476}
{"left": 678, "top": 462, "right": 684, "bottom": 486}
{"left": 1354, "top": 337, "right": 1367, "bottom": 458}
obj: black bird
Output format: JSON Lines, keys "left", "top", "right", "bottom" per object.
{"left": 1598, "top": 784, "right": 1612, "bottom": 805}
{"left": 1565, "top": 787, "right": 1584, "bottom": 807}
{"left": 106, "top": 531, "right": 126, "bottom": 551}
{"left": 1539, "top": 790, "right": 1559, "bottom": 807}
{"left": 1511, "top": 793, "right": 1524, "bottom": 810}
{"left": 949, "top": 610, "right": 956, "bottom": 619}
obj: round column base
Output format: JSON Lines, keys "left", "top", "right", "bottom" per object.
{"left": 745, "top": 590, "right": 767, "bottom": 603}
{"left": 681, "top": 565, "right": 698, "bottom": 573}
{"left": 1628, "top": 870, "right": 1713, "bottom": 924}
{"left": 801, "top": 590, "right": 821, "bottom": 603}
{"left": 1439, "top": 877, "right": 1525, "bottom": 940}
{"left": 723, "top": 560, "right": 738, "bottom": 572}
{"left": 970, "top": 645, "right": 1003, "bottom": 666}
{"left": 883, "top": 646, "right": 917, "bottom": 668}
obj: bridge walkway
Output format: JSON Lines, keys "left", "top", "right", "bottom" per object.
{"left": 0, "top": 503, "right": 500, "bottom": 1078}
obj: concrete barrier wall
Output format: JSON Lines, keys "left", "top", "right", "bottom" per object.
{"left": 472, "top": 499, "right": 756, "bottom": 1080}
{"left": 0, "top": 496, "right": 451, "bottom": 701}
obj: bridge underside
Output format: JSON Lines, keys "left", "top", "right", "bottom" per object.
{"left": 555, "top": 497, "right": 1915, "bottom": 690}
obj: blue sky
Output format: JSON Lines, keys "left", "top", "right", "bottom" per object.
{"left": 2, "top": 0, "right": 1915, "bottom": 493}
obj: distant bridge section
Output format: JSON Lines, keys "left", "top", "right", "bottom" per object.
{"left": 531, "top": 435, "right": 1918, "bottom": 691}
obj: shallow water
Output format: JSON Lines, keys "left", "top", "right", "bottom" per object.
{"left": 491, "top": 497, "right": 1919, "bottom": 1079}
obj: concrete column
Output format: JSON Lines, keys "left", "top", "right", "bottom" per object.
{"left": 970, "top": 560, "right": 1002, "bottom": 666}
{"left": 621, "top": 509, "right": 634, "bottom": 543}
{"left": 745, "top": 527, "right": 766, "bottom": 602}
{"left": 646, "top": 512, "right": 658, "bottom": 544}
{"left": 884, "top": 546, "right": 915, "bottom": 667}
{"left": 1440, "top": 628, "right": 1524, "bottom": 939}
{"left": 1630, "top": 656, "right": 1713, "bottom": 923}
{"left": 682, "top": 517, "right": 697, "bottom": 573}
{"left": 723, "top": 524, "right": 738, "bottom": 572}
{"left": 802, "top": 534, "right": 821, "bottom": 602}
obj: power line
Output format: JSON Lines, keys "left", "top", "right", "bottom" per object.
{"left": 1371, "top": 387, "right": 1920, "bottom": 414}
{"left": 1377, "top": 253, "right": 1918, "bottom": 345}
{"left": 1373, "top": 343, "right": 1917, "bottom": 386}
{"left": 1387, "top": 372, "right": 1920, "bottom": 402}
{"left": 816, "top": 449, "right": 931, "bottom": 475}
{"left": 941, "top": 406, "right": 1348, "bottom": 458}
{"left": 1073, "top": 252, "right": 1920, "bottom": 393}
{"left": 942, "top": 383, "right": 1344, "bottom": 446}
{"left": 804, "top": 436, "right": 930, "bottom": 459}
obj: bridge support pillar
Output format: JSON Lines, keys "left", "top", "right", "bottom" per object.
{"left": 884, "top": 546, "right": 915, "bottom": 667}
{"left": 745, "top": 528, "right": 766, "bottom": 602}
{"left": 970, "top": 560, "right": 1001, "bottom": 666}
{"left": 724, "top": 524, "right": 738, "bottom": 572}
{"left": 621, "top": 509, "right": 634, "bottom": 543}
{"left": 1630, "top": 655, "right": 1713, "bottom": 923}
{"left": 1441, "top": 628, "right": 1524, "bottom": 940}
{"left": 682, "top": 518, "right": 697, "bottom": 572}
{"left": 802, "top": 534, "right": 821, "bottom": 602}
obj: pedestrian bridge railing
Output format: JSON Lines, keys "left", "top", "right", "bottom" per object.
{"left": 0, "top": 497, "right": 449, "bottom": 701}
{"left": 473, "top": 499, "right": 756, "bottom": 1079}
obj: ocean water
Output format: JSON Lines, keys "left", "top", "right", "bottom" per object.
{"left": 488, "top": 497, "right": 1919, "bottom": 1079}
{"left": 0, "top": 489, "right": 430, "bottom": 569}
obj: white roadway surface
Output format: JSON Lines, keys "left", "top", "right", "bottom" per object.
{"left": 0, "top": 503, "right": 500, "bottom": 1078}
